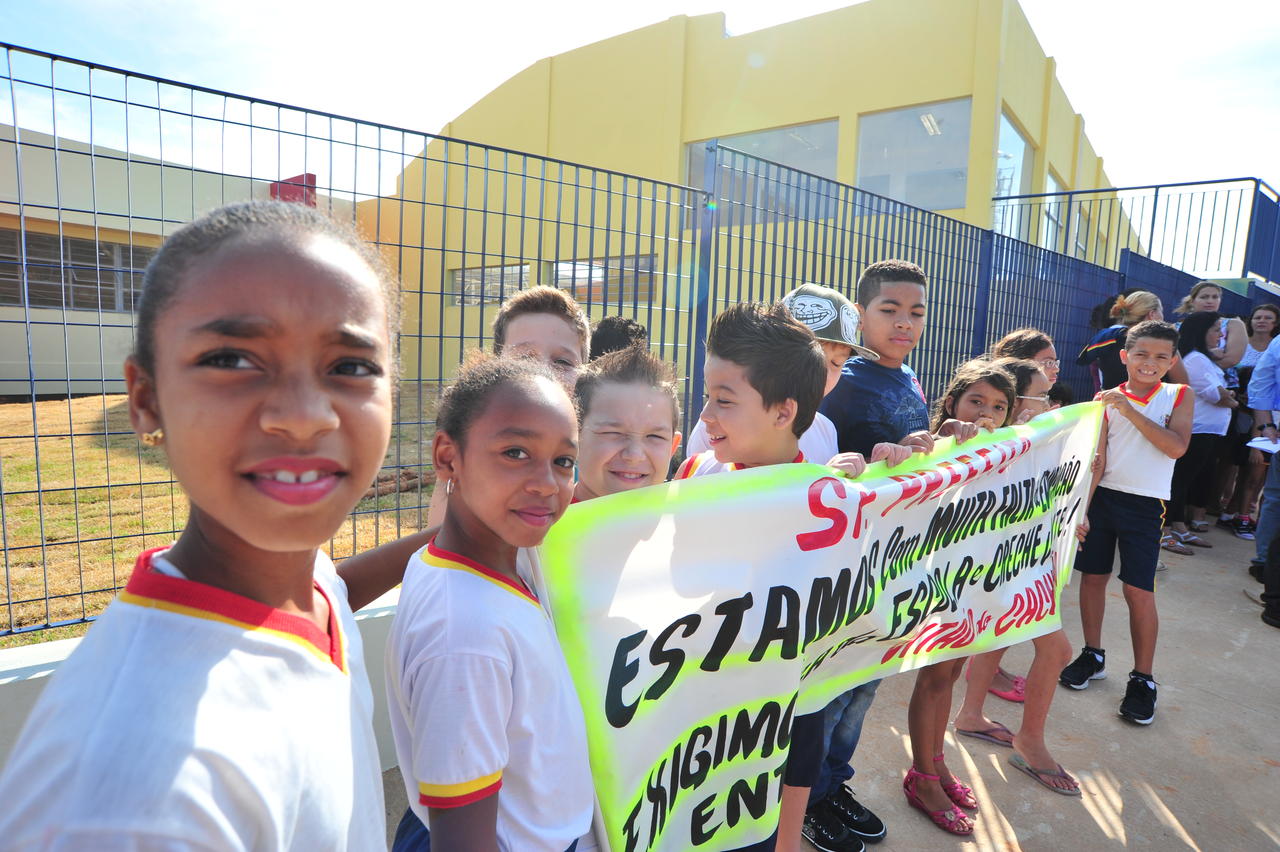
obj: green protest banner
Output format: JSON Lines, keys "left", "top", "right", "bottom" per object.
{"left": 537, "top": 403, "right": 1102, "bottom": 851}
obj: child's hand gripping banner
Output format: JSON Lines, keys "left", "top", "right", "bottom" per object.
{"left": 538, "top": 403, "right": 1102, "bottom": 852}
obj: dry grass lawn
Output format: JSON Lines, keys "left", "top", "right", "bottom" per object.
{"left": 0, "top": 385, "right": 438, "bottom": 645}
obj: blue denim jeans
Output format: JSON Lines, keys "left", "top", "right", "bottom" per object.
{"left": 1254, "top": 459, "right": 1280, "bottom": 566}
{"left": 807, "top": 678, "right": 881, "bottom": 805}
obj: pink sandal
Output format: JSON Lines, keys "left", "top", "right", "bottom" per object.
{"left": 934, "top": 753, "right": 979, "bottom": 809}
{"left": 989, "top": 666, "right": 1026, "bottom": 702}
{"left": 904, "top": 766, "right": 974, "bottom": 835}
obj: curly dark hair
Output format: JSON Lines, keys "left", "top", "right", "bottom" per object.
{"left": 589, "top": 316, "right": 649, "bottom": 360}
{"left": 435, "top": 352, "right": 572, "bottom": 450}
{"left": 134, "top": 200, "right": 398, "bottom": 377}
{"left": 856, "top": 259, "right": 928, "bottom": 306}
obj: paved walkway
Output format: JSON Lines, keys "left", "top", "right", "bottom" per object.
{"left": 382, "top": 524, "right": 1280, "bottom": 850}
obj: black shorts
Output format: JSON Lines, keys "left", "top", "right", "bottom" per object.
{"left": 1076, "top": 486, "right": 1164, "bottom": 592}
{"left": 783, "top": 711, "right": 824, "bottom": 788}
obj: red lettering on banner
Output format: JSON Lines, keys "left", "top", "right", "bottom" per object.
{"left": 849, "top": 488, "right": 878, "bottom": 541}
{"left": 907, "top": 467, "right": 947, "bottom": 510}
{"left": 883, "top": 474, "right": 923, "bottom": 515}
{"left": 994, "top": 573, "right": 1058, "bottom": 635}
{"left": 796, "top": 477, "right": 848, "bottom": 551}
{"left": 880, "top": 609, "right": 981, "bottom": 662}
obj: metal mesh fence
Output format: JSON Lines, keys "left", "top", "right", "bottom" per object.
{"left": 2, "top": 43, "right": 1248, "bottom": 635}
{"left": 0, "top": 44, "right": 703, "bottom": 635}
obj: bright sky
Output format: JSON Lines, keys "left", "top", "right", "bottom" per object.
{"left": 3, "top": 0, "right": 1278, "bottom": 189}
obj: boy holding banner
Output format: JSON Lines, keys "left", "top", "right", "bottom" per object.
{"left": 676, "top": 303, "right": 902, "bottom": 852}
{"left": 812, "top": 261, "right": 978, "bottom": 848}
{"left": 1063, "top": 321, "right": 1191, "bottom": 726}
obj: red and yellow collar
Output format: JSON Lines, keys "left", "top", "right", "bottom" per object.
{"left": 422, "top": 538, "right": 540, "bottom": 607}
{"left": 119, "top": 548, "right": 347, "bottom": 672}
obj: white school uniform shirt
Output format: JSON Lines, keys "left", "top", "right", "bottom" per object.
{"left": 0, "top": 548, "right": 384, "bottom": 852}
{"left": 1182, "top": 350, "right": 1231, "bottom": 435}
{"left": 685, "top": 412, "right": 838, "bottom": 466}
{"left": 675, "top": 448, "right": 806, "bottom": 479}
{"left": 1098, "top": 382, "right": 1188, "bottom": 500}
{"left": 386, "top": 539, "right": 593, "bottom": 852}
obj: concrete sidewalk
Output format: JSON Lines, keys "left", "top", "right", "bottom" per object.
{"left": 381, "top": 524, "right": 1280, "bottom": 851}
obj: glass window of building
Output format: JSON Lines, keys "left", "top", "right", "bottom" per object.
{"left": 1074, "top": 206, "right": 1091, "bottom": 260}
{"left": 855, "top": 98, "right": 971, "bottom": 210}
{"left": 552, "top": 254, "right": 656, "bottom": 305}
{"left": 994, "top": 113, "right": 1035, "bottom": 238}
{"left": 686, "top": 120, "right": 838, "bottom": 186}
{"left": 1042, "top": 173, "right": 1064, "bottom": 252}
{"left": 0, "top": 228, "right": 155, "bottom": 311}
{"left": 685, "top": 121, "right": 839, "bottom": 222}
{"left": 995, "top": 113, "right": 1033, "bottom": 199}
{"left": 450, "top": 263, "right": 530, "bottom": 306}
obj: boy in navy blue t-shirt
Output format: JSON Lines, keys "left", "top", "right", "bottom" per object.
{"left": 806, "top": 260, "right": 975, "bottom": 850}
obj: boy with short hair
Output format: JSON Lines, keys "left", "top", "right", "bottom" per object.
{"left": 574, "top": 343, "right": 682, "bottom": 500}
{"left": 677, "top": 303, "right": 874, "bottom": 852}
{"left": 588, "top": 315, "right": 648, "bottom": 360}
{"left": 806, "top": 259, "right": 977, "bottom": 850}
{"left": 1061, "top": 320, "right": 1191, "bottom": 725}
{"left": 492, "top": 285, "right": 592, "bottom": 384}
{"left": 684, "top": 283, "right": 879, "bottom": 465}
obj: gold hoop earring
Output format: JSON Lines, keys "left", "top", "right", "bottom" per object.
{"left": 445, "top": 478, "right": 455, "bottom": 496}
{"left": 140, "top": 428, "right": 164, "bottom": 447}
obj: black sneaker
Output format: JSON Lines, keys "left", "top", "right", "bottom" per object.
{"left": 1059, "top": 647, "right": 1106, "bottom": 689}
{"left": 802, "top": 800, "right": 865, "bottom": 852}
{"left": 824, "top": 784, "right": 886, "bottom": 842}
{"left": 1119, "top": 672, "right": 1157, "bottom": 724}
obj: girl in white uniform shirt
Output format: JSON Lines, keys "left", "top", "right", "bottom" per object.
{"left": 386, "top": 355, "right": 594, "bottom": 852}
{"left": 0, "top": 201, "right": 397, "bottom": 850}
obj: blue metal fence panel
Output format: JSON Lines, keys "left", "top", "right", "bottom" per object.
{"left": 3, "top": 44, "right": 1268, "bottom": 636}
{"left": 705, "top": 145, "right": 985, "bottom": 401}
{"left": 985, "top": 236, "right": 1122, "bottom": 402}
{"left": 1245, "top": 187, "right": 1279, "bottom": 285}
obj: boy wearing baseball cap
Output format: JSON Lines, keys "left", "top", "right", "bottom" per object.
{"left": 684, "top": 283, "right": 878, "bottom": 463}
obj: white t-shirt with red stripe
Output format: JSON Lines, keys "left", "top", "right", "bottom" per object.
{"left": 1098, "top": 381, "right": 1188, "bottom": 500}
{"left": 386, "top": 539, "right": 593, "bottom": 852}
{"left": 0, "top": 548, "right": 385, "bottom": 851}
{"left": 675, "top": 448, "right": 806, "bottom": 479}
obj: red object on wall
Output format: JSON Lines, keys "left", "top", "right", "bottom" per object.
{"left": 270, "top": 173, "right": 317, "bottom": 206}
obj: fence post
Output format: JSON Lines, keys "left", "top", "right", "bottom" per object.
{"left": 1146, "top": 186, "right": 1160, "bottom": 256}
{"left": 688, "top": 141, "right": 718, "bottom": 430}
{"left": 970, "top": 229, "right": 995, "bottom": 355}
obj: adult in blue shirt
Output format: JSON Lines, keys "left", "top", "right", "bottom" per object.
{"left": 1247, "top": 334, "right": 1280, "bottom": 628}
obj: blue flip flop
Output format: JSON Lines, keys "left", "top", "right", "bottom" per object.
{"left": 1008, "top": 753, "right": 1082, "bottom": 797}
{"left": 956, "top": 721, "right": 1015, "bottom": 747}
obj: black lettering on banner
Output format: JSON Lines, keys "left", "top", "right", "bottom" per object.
{"left": 727, "top": 701, "right": 782, "bottom": 761}
{"left": 646, "top": 756, "right": 670, "bottom": 840}
{"left": 632, "top": 698, "right": 795, "bottom": 850}
{"left": 701, "top": 592, "right": 754, "bottom": 672}
{"left": 681, "top": 725, "right": 714, "bottom": 789}
{"left": 646, "top": 614, "right": 702, "bottom": 702}
{"left": 622, "top": 798, "right": 643, "bottom": 852}
{"left": 803, "top": 568, "right": 850, "bottom": 649}
{"left": 748, "top": 586, "right": 801, "bottom": 662}
{"left": 690, "top": 794, "right": 720, "bottom": 846}
{"left": 606, "top": 630, "right": 647, "bottom": 728}
{"left": 725, "top": 772, "right": 770, "bottom": 829}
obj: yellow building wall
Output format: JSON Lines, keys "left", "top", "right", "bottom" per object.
{"left": 366, "top": 0, "right": 1123, "bottom": 387}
